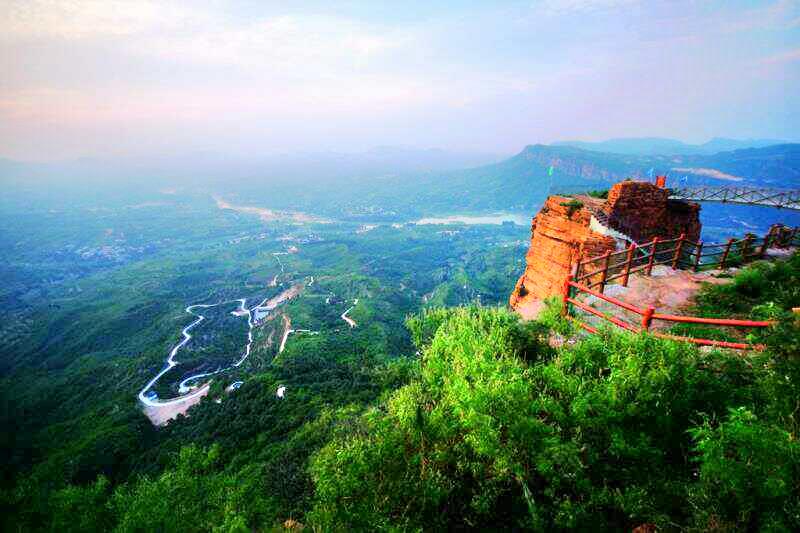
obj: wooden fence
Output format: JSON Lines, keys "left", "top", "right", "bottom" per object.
{"left": 562, "top": 223, "right": 798, "bottom": 350}
{"left": 561, "top": 276, "right": 774, "bottom": 350}
{"left": 574, "top": 224, "right": 799, "bottom": 294}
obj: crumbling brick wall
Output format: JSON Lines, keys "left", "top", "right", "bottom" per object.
{"left": 604, "top": 181, "right": 701, "bottom": 242}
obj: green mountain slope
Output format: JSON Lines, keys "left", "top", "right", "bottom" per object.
{"left": 553, "top": 136, "right": 790, "bottom": 155}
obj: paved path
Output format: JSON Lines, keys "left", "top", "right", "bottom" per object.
{"left": 138, "top": 283, "right": 305, "bottom": 424}
{"left": 341, "top": 298, "right": 359, "bottom": 328}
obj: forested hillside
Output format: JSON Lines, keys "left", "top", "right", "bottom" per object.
{"left": 3, "top": 143, "right": 799, "bottom": 221}
{"left": 2, "top": 142, "right": 799, "bottom": 531}
{"left": 4, "top": 245, "right": 799, "bottom": 530}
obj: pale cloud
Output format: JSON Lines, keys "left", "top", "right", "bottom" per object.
{"left": 139, "top": 14, "right": 408, "bottom": 75}
{"left": 0, "top": 0, "right": 184, "bottom": 39}
{"left": 2, "top": 1, "right": 407, "bottom": 74}
{"left": 716, "top": 0, "right": 800, "bottom": 34}
{"left": 533, "top": 0, "right": 640, "bottom": 15}
{"left": 0, "top": 1, "right": 797, "bottom": 160}
{"left": 0, "top": 75, "right": 454, "bottom": 126}
{"left": 762, "top": 48, "right": 800, "bottom": 64}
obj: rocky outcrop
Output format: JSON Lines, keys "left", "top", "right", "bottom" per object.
{"left": 509, "top": 196, "right": 616, "bottom": 318}
{"left": 604, "top": 180, "right": 701, "bottom": 242}
{"left": 510, "top": 180, "right": 701, "bottom": 318}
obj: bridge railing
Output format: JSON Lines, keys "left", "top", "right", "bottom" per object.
{"left": 668, "top": 187, "right": 800, "bottom": 210}
{"left": 564, "top": 223, "right": 798, "bottom": 350}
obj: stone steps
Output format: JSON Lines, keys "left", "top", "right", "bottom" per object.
{"left": 585, "top": 204, "right": 640, "bottom": 248}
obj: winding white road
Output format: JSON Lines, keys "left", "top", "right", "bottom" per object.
{"left": 341, "top": 298, "right": 359, "bottom": 328}
{"left": 138, "top": 284, "right": 301, "bottom": 407}
{"left": 138, "top": 299, "right": 254, "bottom": 407}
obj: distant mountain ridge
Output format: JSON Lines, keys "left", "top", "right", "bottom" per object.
{"left": 2, "top": 142, "right": 798, "bottom": 218}
{"left": 495, "top": 142, "right": 800, "bottom": 190}
{"left": 408, "top": 142, "right": 800, "bottom": 214}
{"left": 552, "top": 137, "right": 790, "bottom": 156}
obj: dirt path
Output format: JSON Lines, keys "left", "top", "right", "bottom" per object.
{"left": 572, "top": 265, "right": 731, "bottom": 332}
{"left": 279, "top": 315, "right": 292, "bottom": 353}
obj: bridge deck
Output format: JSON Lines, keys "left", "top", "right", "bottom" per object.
{"left": 668, "top": 186, "right": 800, "bottom": 210}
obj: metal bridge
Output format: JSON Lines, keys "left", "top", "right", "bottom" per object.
{"left": 668, "top": 186, "right": 800, "bottom": 210}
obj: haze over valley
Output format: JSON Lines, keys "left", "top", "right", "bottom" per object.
{"left": 2, "top": 1, "right": 800, "bottom": 531}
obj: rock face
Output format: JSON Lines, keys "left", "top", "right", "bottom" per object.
{"left": 604, "top": 180, "right": 701, "bottom": 243}
{"left": 510, "top": 180, "right": 701, "bottom": 318}
{"left": 509, "top": 196, "right": 616, "bottom": 318}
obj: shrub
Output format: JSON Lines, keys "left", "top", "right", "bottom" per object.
{"left": 688, "top": 408, "right": 800, "bottom": 531}
{"left": 309, "top": 308, "right": 762, "bottom": 531}
{"left": 587, "top": 189, "right": 609, "bottom": 199}
{"left": 560, "top": 199, "right": 584, "bottom": 218}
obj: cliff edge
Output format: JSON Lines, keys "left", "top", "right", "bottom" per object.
{"left": 510, "top": 180, "right": 701, "bottom": 319}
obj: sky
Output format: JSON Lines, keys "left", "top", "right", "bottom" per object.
{"left": 1, "top": 0, "right": 799, "bottom": 161}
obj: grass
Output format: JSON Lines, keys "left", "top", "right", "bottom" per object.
{"left": 586, "top": 189, "right": 609, "bottom": 199}
{"left": 668, "top": 252, "right": 800, "bottom": 346}
{"left": 667, "top": 322, "right": 741, "bottom": 344}
{"left": 559, "top": 199, "right": 584, "bottom": 218}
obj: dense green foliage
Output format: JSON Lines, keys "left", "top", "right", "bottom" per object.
{"left": 12, "top": 296, "right": 798, "bottom": 531}
{"left": 2, "top": 180, "right": 799, "bottom": 531}
{"left": 308, "top": 304, "right": 800, "bottom": 531}
{"left": 0, "top": 189, "right": 526, "bottom": 531}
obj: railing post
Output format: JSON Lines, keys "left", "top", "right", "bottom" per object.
{"left": 561, "top": 273, "right": 574, "bottom": 317}
{"left": 719, "top": 238, "right": 734, "bottom": 269}
{"left": 672, "top": 233, "right": 685, "bottom": 269}
{"left": 742, "top": 234, "right": 753, "bottom": 262}
{"left": 779, "top": 225, "right": 791, "bottom": 247}
{"left": 621, "top": 243, "right": 635, "bottom": 287}
{"left": 598, "top": 251, "right": 611, "bottom": 294}
{"left": 645, "top": 236, "right": 659, "bottom": 276}
{"left": 759, "top": 225, "right": 774, "bottom": 258}
{"left": 641, "top": 306, "right": 655, "bottom": 331}
{"left": 694, "top": 240, "right": 704, "bottom": 272}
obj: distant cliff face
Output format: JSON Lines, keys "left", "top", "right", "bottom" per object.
{"left": 510, "top": 181, "right": 701, "bottom": 319}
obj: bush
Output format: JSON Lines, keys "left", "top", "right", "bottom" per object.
{"left": 309, "top": 308, "right": 770, "bottom": 531}
{"left": 560, "top": 199, "right": 584, "bottom": 218}
{"left": 587, "top": 189, "right": 609, "bottom": 199}
{"left": 689, "top": 408, "right": 800, "bottom": 531}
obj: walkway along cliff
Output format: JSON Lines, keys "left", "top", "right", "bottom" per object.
{"left": 509, "top": 179, "right": 701, "bottom": 318}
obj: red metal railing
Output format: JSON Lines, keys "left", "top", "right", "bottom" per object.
{"left": 561, "top": 275, "right": 775, "bottom": 350}
{"left": 560, "top": 223, "right": 799, "bottom": 350}
{"left": 574, "top": 223, "right": 799, "bottom": 293}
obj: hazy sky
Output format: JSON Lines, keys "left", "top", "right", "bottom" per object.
{"left": 2, "top": 0, "right": 799, "bottom": 161}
